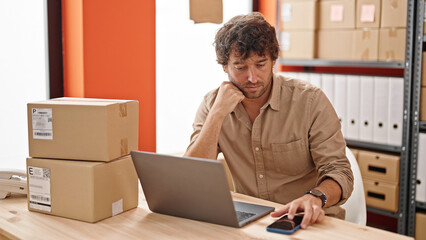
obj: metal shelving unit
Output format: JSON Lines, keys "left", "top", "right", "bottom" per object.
{"left": 408, "top": 0, "right": 426, "bottom": 237}
{"left": 345, "top": 140, "right": 401, "bottom": 154}
{"left": 367, "top": 206, "right": 400, "bottom": 218}
{"left": 276, "top": 0, "right": 416, "bottom": 236}
{"left": 278, "top": 59, "right": 405, "bottom": 69}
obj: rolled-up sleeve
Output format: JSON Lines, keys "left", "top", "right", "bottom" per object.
{"left": 186, "top": 88, "right": 221, "bottom": 155}
{"left": 308, "top": 89, "right": 354, "bottom": 205}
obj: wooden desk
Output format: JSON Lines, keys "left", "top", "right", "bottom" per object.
{"left": 0, "top": 190, "right": 413, "bottom": 240}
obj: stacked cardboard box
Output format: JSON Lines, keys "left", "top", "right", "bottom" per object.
{"left": 416, "top": 212, "right": 426, "bottom": 240}
{"left": 378, "top": 0, "right": 407, "bottom": 61}
{"left": 358, "top": 150, "right": 400, "bottom": 212}
{"left": 279, "top": 0, "right": 318, "bottom": 59}
{"left": 313, "top": 0, "right": 407, "bottom": 61}
{"left": 26, "top": 97, "right": 139, "bottom": 222}
{"left": 277, "top": 0, "right": 408, "bottom": 61}
{"left": 317, "top": 0, "right": 356, "bottom": 60}
{"left": 354, "top": 0, "right": 380, "bottom": 61}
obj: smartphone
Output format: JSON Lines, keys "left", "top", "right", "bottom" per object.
{"left": 266, "top": 215, "right": 303, "bottom": 235}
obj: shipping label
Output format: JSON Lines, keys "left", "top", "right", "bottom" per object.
{"left": 32, "top": 108, "right": 53, "bottom": 140}
{"left": 28, "top": 166, "right": 51, "bottom": 212}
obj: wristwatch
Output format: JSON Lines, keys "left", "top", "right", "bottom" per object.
{"left": 305, "top": 189, "right": 327, "bottom": 208}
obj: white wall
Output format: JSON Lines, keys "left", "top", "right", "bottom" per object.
{"left": 0, "top": 0, "right": 49, "bottom": 170}
{"left": 156, "top": 0, "right": 252, "bottom": 154}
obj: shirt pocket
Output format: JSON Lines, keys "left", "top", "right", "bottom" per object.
{"left": 271, "top": 139, "right": 312, "bottom": 176}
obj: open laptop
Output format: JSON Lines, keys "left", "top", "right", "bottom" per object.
{"left": 130, "top": 151, "right": 275, "bottom": 228}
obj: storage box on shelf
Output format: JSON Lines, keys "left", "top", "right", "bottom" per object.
{"left": 354, "top": 29, "right": 379, "bottom": 61}
{"left": 378, "top": 28, "right": 406, "bottom": 62}
{"left": 319, "top": 0, "right": 355, "bottom": 29}
{"left": 317, "top": 30, "right": 355, "bottom": 60}
{"left": 358, "top": 150, "right": 400, "bottom": 212}
{"left": 416, "top": 212, "right": 426, "bottom": 240}
{"left": 381, "top": 0, "right": 407, "bottom": 28}
{"left": 356, "top": 0, "right": 381, "bottom": 29}
{"left": 279, "top": 0, "right": 318, "bottom": 59}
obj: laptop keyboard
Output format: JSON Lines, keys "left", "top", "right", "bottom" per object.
{"left": 236, "top": 211, "right": 256, "bottom": 222}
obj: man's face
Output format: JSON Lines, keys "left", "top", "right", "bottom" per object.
{"left": 223, "top": 51, "right": 275, "bottom": 99}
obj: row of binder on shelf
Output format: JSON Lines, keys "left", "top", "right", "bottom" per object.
{"left": 279, "top": 72, "right": 404, "bottom": 146}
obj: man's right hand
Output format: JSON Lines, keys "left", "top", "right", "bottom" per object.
{"left": 211, "top": 81, "right": 245, "bottom": 117}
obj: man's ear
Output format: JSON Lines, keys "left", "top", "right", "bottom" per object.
{"left": 222, "top": 65, "right": 227, "bottom": 73}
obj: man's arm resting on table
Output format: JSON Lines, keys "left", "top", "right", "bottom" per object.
{"left": 271, "top": 178, "right": 342, "bottom": 229}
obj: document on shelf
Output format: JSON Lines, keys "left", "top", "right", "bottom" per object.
{"left": 387, "top": 77, "right": 404, "bottom": 146}
{"left": 321, "top": 74, "right": 335, "bottom": 107}
{"left": 309, "top": 73, "right": 322, "bottom": 88}
{"left": 373, "top": 76, "right": 389, "bottom": 144}
{"left": 333, "top": 74, "right": 347, "bottom": 136}
{"left": 346, "top": 75, "right": 361, "bottom": 140}
{"left": 359, "top": 76, "right": 375, "bottom": 142}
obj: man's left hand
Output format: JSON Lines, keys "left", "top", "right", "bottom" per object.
{"left": 270, "top": 194, "right": 325, "bottom": 229}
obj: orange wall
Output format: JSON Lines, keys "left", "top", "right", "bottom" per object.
{"left": 62, "top": 0, "right": 156, "bottom": 152}
{"left": 258, "top": 0, "right": 277, "bottom": 27}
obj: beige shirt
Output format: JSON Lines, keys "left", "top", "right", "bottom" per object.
{"left": 188, "top": 74, "right": 354, "bottom": 218}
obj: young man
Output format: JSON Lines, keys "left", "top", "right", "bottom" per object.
{"left": 185, "top": 12, "right": 353, "bottom": 229}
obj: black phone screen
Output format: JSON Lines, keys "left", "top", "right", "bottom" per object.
{"left": 268, "top": 215, "right": 303, "bottom": 230}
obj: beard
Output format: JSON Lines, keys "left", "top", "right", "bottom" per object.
{"left": 230, "top": 75, "right": 272, "bottom": 99}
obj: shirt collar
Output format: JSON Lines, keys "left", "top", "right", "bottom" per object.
{"left": 264, "top": 73, "right": 280, "bottom": 111}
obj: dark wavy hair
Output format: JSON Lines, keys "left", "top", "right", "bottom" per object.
{"left": 214, "top": 12, "right": 279, "bottom": 65}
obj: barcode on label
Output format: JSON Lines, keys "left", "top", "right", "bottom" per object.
{"left": 31, "top": 195, "right": 50, "bottom": 202}
{"left": 35, "top": 132, "right": 52, "bottom": 136}
{"left": 43, "top": 168, "right": 50, "bottom": 178}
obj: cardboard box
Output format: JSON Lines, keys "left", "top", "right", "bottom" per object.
{"left": 424, "top": 1, "right": 426, "bottom": 34}
{"left": 319, "top": 0, "right": 356, "bottom": 29}
{"left": 27, "top": 155, "right": 138, "bottom": 223}
{"left": 358, "top": 150, "right": 400, "bottom": 184}
{"left": 280, "top": 0, "right": 318, "bottom": 30}
{"left": 349, "top": 148, "right": 360, "bottom": 161}
{"left": 189, "top": 0, "right": 222, "bottom": 24}
{"left": 280, "top": 30, "right": 316, "bottom": 59}
{"left": 317, "top": 29, "right": 354, "bottom": 60}
{"left": 421, "top": 87, "right": 426, "bottom": 122}
{"left": 422, "top": 52, "right": 426, "bottom": 87}
{"left": 356, "top": 0, "right": 381, "bottom": 28}
{"left": 381, "top": 0, "right": 407, "bottom": 28}
{"left": 416, "top": 212, "right": 426, "bottom": 240}
{"left": 354, "top": 28, "right": 379, "bottom": 61}
{"left": 378, "top": 28, "right": 406, "bottom": 62}
{"left": 28, "top": 97, "right": 139, "bottom": 161}
{"left": 363, "top": 178, "right": 398, "bottom": 212}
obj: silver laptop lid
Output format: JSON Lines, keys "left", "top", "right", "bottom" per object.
{"left": 131, "top": 151, "right": 240, "bottom": 227}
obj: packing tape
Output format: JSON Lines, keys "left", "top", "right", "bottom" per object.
{"left": 362, "top": 30, "right": 371, "bottom": 40}
{"left": 121, "top": 138, "right": 129, "bottom": 155}
{"left": 386, "top": 51, "right": 396, "bottom": 61}
{"left": 361, "top": 48, "right": 370, "bottom": 60}
{"left": 119, "top": 103, "right": 127, "bottom": 117}
{"left": 388, "top": 28, "right": 398, "bottom": 37}
{"left": 390, "top": 0, "right": 398, "bottom": 9}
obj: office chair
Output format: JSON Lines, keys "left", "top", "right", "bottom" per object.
{"left": 341, "top": 147, "right": 367, "bottom": 226}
